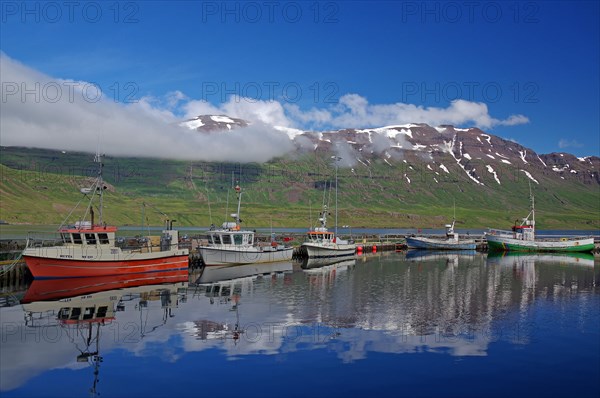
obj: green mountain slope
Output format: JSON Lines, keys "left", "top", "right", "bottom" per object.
{"left": 1, "top": 147, "right": 598, "bottom": 230}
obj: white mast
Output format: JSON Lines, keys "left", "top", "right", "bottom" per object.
{"left": 331, "top": 156, "right": 342, "bottom": 236}
{"left": 94, "top": 151, "right": 104, "bottom": 225}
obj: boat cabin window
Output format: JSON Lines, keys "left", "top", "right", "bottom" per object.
{"left": 97, "top": 306, "right": 108, "bottom": 318}
{"left": 72, "top": 233, "right": 83, "bottom": 244}
{"left": 58, "top": 308, "right": 71, "bottom": 320}
{"left": 98, "top": 233, "right": 110, "bottom": 244}
{"left": 309, "top": 233, "right": 333, "bottom": 242}
{"left": 210, "top": 234, "right": 220, "bottom": 244}
{"left": 246, "top": 234, "right": 253, "bottom": 245}
{"left": 61, "top": 233, "right": 71, "bottom": 243}
{"left": 69, "top": 307, "right": 81, "bottom": 320}
{"left": 233, "top": 234, "right": 243, "bottom": 245}
{"left": 83, "top": 307, "right": 95, "bottom": 320}
{"left": 85, "top": 233, "right": 97, "bottom": 245}
{"left": 221, "top": 234, "right": 232, "bottom": 245}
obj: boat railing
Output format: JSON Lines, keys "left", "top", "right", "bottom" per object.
{"left": 532, "top": 234, "right": 594, "bottom": 241}
{"left": 116, "top": 236, "right": 184, "bottom": 253}
{"left": 486, "top": 229, "right": 513, "bottom": 237}
{"left": 25, "top": 232, "right": 64, "bottom": 249}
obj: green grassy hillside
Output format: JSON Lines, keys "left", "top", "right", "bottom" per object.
{"left": 0, "top": 147, "right": 598, "bottom": 230}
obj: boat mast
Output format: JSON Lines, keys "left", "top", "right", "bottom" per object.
{"left": 332, "top": 156, "right": 342, "bottom": 236}
{"left": 234, "top": 185, "right": 242, "bottom": 226}
{"left": 451, "top": 199, "right": 456, "bottom": 232}
{"left": 94, "top": 151, "right": 104, "bottom": 225}
{"left": 529, "top": 182, "right": 535, "bottom": 233}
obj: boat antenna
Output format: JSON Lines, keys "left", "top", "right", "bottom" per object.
{"left": 224, "top": 187, "right": 230, "bottom": 224}
{"left": 332, "top": 155, "right": 341, "bottom": 237}
{"left": 205, "top": 180, "right": 213, "bottom": 226}
{"left": 234, "top": 183, "right": 242, "bottom": 226}
{"left": 309, "top": 199, "right": 312, "bottom": 229}
{"left": 529, "top": 181, "right": 535, "bottom": 232}
{"left": 452, "top": 198, "right": 456, "bottom": 231}
{"left": 94, "top": 149, "right": 104, "bottom": 225}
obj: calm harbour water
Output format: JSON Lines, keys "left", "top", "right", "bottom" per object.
{"left": 1, "top": 252, "right": 598, "bottom": 398}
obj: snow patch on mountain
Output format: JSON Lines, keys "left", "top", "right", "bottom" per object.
{"left": 519, "top": 150, "right": 528, "bottom": 164}
{"left": 520, "top": 170, "right": 539, "bottom": 184}
{"left": 501, "top": 159, "right": 512, "bottom": 164}
{"left": 181, "top": 119, "right": 204, "bottom": 129}
{"left": 210, "top": 115, "right": 235, "bottom": 124}
{"left": 537, "top": 155, "right": 547, "bottom": 167}
{"left": 440, "top": 164, "right": 449, "bottom": 173}
{"left": 480, "top": 134, "right": 492, "bottom": 146}
{"left": 486, "top": 165, "right": 501, "bottom": 185}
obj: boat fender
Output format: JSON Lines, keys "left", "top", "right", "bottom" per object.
{"left": 560, "top": 238, "right": 567, "bottom": 241}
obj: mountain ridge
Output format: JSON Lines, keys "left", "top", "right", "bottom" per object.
{"left": 0, "top": 116, "right": 598, "bottom": 229}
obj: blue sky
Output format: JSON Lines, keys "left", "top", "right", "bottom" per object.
{"left": 1, "top": 1, "right": 599, "bottom": 157}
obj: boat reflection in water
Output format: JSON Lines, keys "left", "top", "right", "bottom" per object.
{"left": 20, "top": 271, "right": 189, "bottom": 397}
{"left": 486, "top": 251, "right": 595, "bottom": 267}
{"left": 195, "top": 261, "right": 293, "bottom": 284}
{"left": 300, "top": 256, "right": 357, "bottom": 271}
{"left": 188, "top": 261, "right": 293, "bottom": 344}
{"left": 405, "top": 249, "right": 478, "bottom": 266}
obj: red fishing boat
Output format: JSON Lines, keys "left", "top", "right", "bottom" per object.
{"left": 21, "top": 153, "right": 189, "bottom": 279}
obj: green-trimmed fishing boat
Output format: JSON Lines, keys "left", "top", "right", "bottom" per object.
{"left": 485, "top": 189, "right": 595, "bottom": 253}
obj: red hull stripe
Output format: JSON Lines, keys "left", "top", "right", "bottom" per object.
{"left": 22, "top": 270, "right": 189, "bottom": 302}
{"left": 24, "top": 255, "right": 189, "bottom": 279}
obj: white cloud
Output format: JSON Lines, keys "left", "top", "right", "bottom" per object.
{"left": 279, "top": 95, "right": 529, "bottom": 130}
{"left": 0, "top": 53, "right": 293, "bottom": 162}
{"left": 558, "top": 138, "right": 583, "bottom": 149}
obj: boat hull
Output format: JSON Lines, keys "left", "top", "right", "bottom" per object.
{"left": 198, "top": 247, "right": 294, "bottom": 266}
{"left": 23, "top": 254, "right": 190, "bottom": 279}
{"left": 301, "top": 243, "right": 356, "bottom": 258}
{"left": 405, "top": 236, "right": 477, "bottom": 250}
{"left": 486, "top": 235, "right": 595, "bottom": 253}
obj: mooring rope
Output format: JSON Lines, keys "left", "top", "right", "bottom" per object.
{"left": 0, "top": 251, "right": 23, "bottom": 276}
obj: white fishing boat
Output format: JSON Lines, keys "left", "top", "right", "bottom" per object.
{"left": 485, "top": 188, "right": 594, "bottom": 253}
{"left": 197, "top": 185, "right": 294, "bottom": 266}
{"left": 301, "top": 156, "right": 356, "bottom": 259}
{"left": 301, "top": 206, "right": 356, "bottom": 258}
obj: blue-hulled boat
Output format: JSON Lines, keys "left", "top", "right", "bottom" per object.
{"left": 406, "top": 219, "right": 477, "bottom": 250}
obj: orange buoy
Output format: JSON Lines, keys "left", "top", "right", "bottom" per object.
{"left": 357, "top": 246, "right": 363, "bottom": 254}
{"left": 372, "top": 245, "right": 377, "bottom": 253}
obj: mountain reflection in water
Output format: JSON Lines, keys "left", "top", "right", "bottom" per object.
{"left": 1, "top": 252, "right": 598, "bottom": 397}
